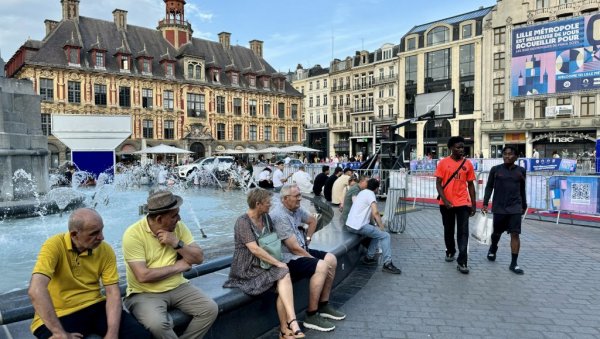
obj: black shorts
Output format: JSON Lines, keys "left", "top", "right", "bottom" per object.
{"left": 493, "top": 213, "right": 522, "bottom": 234}
{"left": 287, "top": 249, "right": 327, "bottom": 281}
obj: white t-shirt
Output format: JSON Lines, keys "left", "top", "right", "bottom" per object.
{"left": 292, "top": 171, "right": 312, "bottom": 194}
{"left": 346, "top": 189, "right": 376, "bottom": 230}
{"left": 273, "top": 168, "right": 285, "bottom": 187}
{"left": 331, "top": 174, "right": 351, "bottom": 204}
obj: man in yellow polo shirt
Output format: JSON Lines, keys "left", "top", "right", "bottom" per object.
{"left": 123, "top": 190, "right": 218, "bottom": 339}
{"left": 28, "top": 208, "right": 150, "bottom": 339}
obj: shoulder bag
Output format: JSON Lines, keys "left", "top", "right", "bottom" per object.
{"left": 437, "top": 157, "right": 468, "bottom": 201}
{"left": 250, "top": 215, "right": 282, "bottom": 270}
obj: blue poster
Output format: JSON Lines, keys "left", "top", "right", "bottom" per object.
{"left": 517, "top": 158, "right": 576, "bottom": 173}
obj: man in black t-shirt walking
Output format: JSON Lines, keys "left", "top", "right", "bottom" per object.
{"left": 312, "top": 165, "right": 330, "bottom": 196}
{"left": 323, "top": 167, "right": 342, "bottom": 202}
{"left": 482, "top": 145, "right": 527, "bottom": 275}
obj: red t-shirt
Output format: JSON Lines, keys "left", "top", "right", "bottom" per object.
{"left": 434, "top": 157, "right": 476, "bottom": 207}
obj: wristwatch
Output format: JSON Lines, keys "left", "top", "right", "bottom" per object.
{"left": 306, "top": 236, "right": 311, "bottom": 242}
{"left": 174, "top": 240, "right": 184, "bottom": 250}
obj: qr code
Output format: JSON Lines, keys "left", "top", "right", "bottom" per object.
{"left": 570, "top": 183, "right": 590, "bottom": 204}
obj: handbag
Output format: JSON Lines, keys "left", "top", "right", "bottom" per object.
{"left": 471, "top": 211, "right": 492, "bottom": 245}
{"left": 437, "top": 157, "right": 468, "bottom": 201}
{"left": 251, "top": 215, "right": 282, "bottom": 270}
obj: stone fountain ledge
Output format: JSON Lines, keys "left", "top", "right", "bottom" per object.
{"left": 0, "top": 191, "right": 86, "bottom": 219}
{"left": 0, "top": 197, "right": 365, "bottom": 339}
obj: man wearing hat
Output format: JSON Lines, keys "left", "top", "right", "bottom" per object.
{"left": 122, "top": 191, "right": 218, "bottom": 338}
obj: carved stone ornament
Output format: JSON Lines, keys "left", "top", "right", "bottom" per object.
{"left": 185, "top": 123, "right": 213, "bottom": 140}
{"left": 506, "top": 16, "right": 512, "bottom": 24}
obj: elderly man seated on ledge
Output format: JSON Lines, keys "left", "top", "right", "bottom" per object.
{"left": 224, "top": 188, "right": 305, "bottom": 339}
{"left": 28, "top": 208, "right": 150, "bottom": 339}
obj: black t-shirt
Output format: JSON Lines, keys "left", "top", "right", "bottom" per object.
{"left": 483, "top": 164, "right": 527, "bottom": 214}
{"left": 323, "top": 174, "right": 339, "bottom": 201}
{"left": 312, "top": 173, "right": 329, "bottom": 196}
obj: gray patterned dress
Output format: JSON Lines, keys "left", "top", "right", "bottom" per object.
{"left": 223, "top": 213, "right": 289, "bottom": 296}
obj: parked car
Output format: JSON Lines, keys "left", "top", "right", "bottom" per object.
{"left": 177, "top": 156, "right": 235, "bottom": 179}
{"left": 287, "top": 159, "right": 303, "bottom": 167}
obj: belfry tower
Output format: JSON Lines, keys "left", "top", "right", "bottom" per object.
{"left": 158, "top": 0, "right": 193, "bottom": 49}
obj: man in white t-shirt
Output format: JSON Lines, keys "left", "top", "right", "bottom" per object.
{"left": 345, "top": 178, "right": 401, "bottom": 274}
{"left": 272, "top": 161, "right": 291, "bottom": 192}
{"left": 291, "top": 165, "right": 313, "bottom": 194}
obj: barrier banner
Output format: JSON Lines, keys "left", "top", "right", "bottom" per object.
{"left": 548, "top": 176, "right": 600, "bottom": 214}
{"left": 517, "top": 158, "right": 577, "bottom": 172}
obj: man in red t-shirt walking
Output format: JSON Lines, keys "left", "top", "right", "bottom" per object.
{"left": 434, "top": 136, "right": 476, "bottom": 274}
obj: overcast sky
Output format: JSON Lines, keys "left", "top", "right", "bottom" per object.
{"left": 0, "top": 0, "right": 496, "bottom": 72}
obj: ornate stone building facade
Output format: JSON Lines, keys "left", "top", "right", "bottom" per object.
{"left": 4, "top": 0, "right": 302, "bottom": 166}
{"left": 481, "top": 0, "right": 600, "bottom": 159}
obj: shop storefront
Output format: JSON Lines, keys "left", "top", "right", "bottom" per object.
{"left": 532, "top": 131, "right": 596, "bottom": 159}
{"left": 488, "top": 133, "right": 526, "bottom": 158}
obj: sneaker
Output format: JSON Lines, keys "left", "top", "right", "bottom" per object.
{"left": 303, "top": 313, "right": 335, "bottom": 332}
{"left": 509, "top": 265, "right": 524, "bottom": 275}
{"left": 445, "top": 253, "right": 455, "bottom": 262}
{"left": 361, "top": 256, "right": 378, "bottom": 266}
{"left": 382, "top": 262, "right": 402, "bottom": 274}
{"left": 487, "top": 251, "right": 496, "bottom": 261}
{"left": 318, "top": 304, "right": 346, "bottom": 320}
{"left": 457, "top": 263, "right": 469, "bottom": 274}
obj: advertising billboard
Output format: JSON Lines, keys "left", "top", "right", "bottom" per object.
{"left": 511, "top": 14, "right": 600, "bottom": 96}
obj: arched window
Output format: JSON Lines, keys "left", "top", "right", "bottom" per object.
{"left": 195, "top": 65, "right": 202, "bottom": 79}
{"left": 427, "top": 26, "right": 449, "bottom": 46}
{"left": 188, "top": 64, "right": 194, "bottom": 78}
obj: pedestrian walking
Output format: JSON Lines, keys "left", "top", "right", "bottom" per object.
{"left": 435, "top": 136, "right": 476, "bottom": 274}
{"left": 482, "top": 145, "right": 527, "bottom": 275}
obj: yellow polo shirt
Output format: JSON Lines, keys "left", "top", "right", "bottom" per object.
{"left": 30, "top": 233, "right": 118, "bottom": 333}
{"left": 122, "top": 217, "right": 194, "bottom": 296}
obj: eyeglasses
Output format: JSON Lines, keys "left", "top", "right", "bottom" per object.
{"left": 285, "top": 194, "right": 302, "bottom": 198}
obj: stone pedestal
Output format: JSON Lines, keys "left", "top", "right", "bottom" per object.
{"left": 0, "top": 78, "right": 49, "bottom": 201}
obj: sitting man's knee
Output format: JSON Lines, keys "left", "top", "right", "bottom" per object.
{"left": 205, "top": 298, "right": 219, "bottom": 321}
{"left": 324, "top": 253, "right": 337, "bottom": 267}
{"left": 315, "top": 260, "right": 330, "bottom": 275}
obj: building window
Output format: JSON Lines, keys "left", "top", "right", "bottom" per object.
{"left": 264, "top": 126, "right": 271, "bottom": 141}
{"left": 292, "top": 127, "right": 298, "bottom": 142}
{"left": 388, "top": 85, "right": 394, "bottom": 97}
{"left": 316, "top": 96, "right": 321, "bottom": 106}
{"left": 142, "top": 119, "right": 153, "bottom": 138}
{"left": 493, "top": 103, "right": 504, "bottom": 121}
{"left": 309, "top": 97, "right": 313, "bottom": 107}
{"left": 379, "top": 87, "right": 384, "bottom": 98}
{"left": 427, "top": 26, "right": 449, "bottom": 46}
{"left": 405, "top": 55, "right": 417, "bottom": 86}
{"left": 425, "top": 49, "right": 451, "bottom": 92}
{"left": 388, "top": 104, "right": 394, "bottom": 117}
{"left": 95, "top": 52, "right": 105, "bottom": 68}
{"left": 233, "top": 124, "right": 242, "bottom": 140}
{"left": 67, "top": 81, "right": 81, "bottom": 103}
{"left": 264, "top": 101, "right": 271, "bottom": 118}
{"left": 278, "top": 103, "right": 285, "bottom": 119}
{"left": 217, "top": 123, "right": 225, "bottom": 140}
{"left": 231, "top": 72, "right": 239, "bottom": 85}
{"left": 462, "top": 24, "right": 472, "bottom": 39}
{"left": 187, "top": 93, "right": 205, "bottom": 118}
{"left": 165, "top": 63, "right": 174, "bottom": 77}
{"left": 40, "top": 78, "right": 54, "bottom": 101}
{"left": 142, "top": 88, "right": 153, "bottom": 108}
{"left": 459, "top": 44, "right": 475, "bottom": 77}
{"left": 233, "top": 98, "right": 242, "bottom": 115}
{"left": 41, "top": 113, "right": 52, "bottom": 136}
{"left": 249, "top": 99, "right": 257, "bottom": 116}
{"left": 494, "top": 27, "right": 506, "bottom": 45}
{"left": 581, "top": 95, "right": 595, "bottom": 116}
{"left": 164, "top": 120, "right": 174, "bottom": 139}
{"left": 278, "top": 127, "right": 285, "bottom": 141}
{"left": 94, "top": 84, "right": 107, "bottom": 106}
{"left": 119, "top": 87, "right": 131, "bottom": 107}
{"left": 249, "top": 125, "right": 257, "bottom": 141}
{"left": 291, "top": 104, "right": 298, "bottom": 120}
{"left": 249, "top": 76, "right": 256, "bottom": 87}
{"left": 493, "top": 78, "right": 505, "bottom": 95}
{"left": 493, "top": 52, "right": 505, "bottom": 70}
{"left": 324, "top": 79, "right": 328, "bottom": 88}
{"left": 323, "top": 95, "right": 328, "bottom": 106}
{"left": 316, "top": 81, "right": 320, "bottom": 89}
{"left": 187, "top": 62, "right": 203, "bottom": 80}
{"left": 141, "top": 59, "right": 151, "bottom": 74}
{"left": 513, "top": 101, "right": 525, "bottom": 120}
{"left": 120, "top": 56, "right": 130, "bottom": 71}
{"left": 557, "top": 96, "right": 571, "bottom": 106}
{"left": 407, "top": 37, "right": 416, "bottom": 51}
{"left": 163, "top": 90, "right": 174, "bottom": 110}
{"left": 309, "top": 82, "right": 313, "bottom": 90}
{"left": 263, "top": 77, "right": 269, "bottom": 88}
{"left": 216, "top": 96, "right": 225, "bottom": 114}
{"left": 537, "top": 0, "right": 548, "bottom": 8}
{"left": 534, "top": 99, "right": 547, "bottom": 118}
{"left": 68, "top": 48, "right": 79, "bottom": 64}
{"left": 459, "top": 120, "right": 475, "bottom": 139}
{"left": 460, "top": 80, "right": 474, "bottom": 114}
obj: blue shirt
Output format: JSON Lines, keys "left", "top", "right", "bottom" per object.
{"left": 270, "top": 204, "right": 310, "bottom": 263}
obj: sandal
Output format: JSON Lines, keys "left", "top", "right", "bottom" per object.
{"left": 280, "top": 330, "right": 293, "bottom": 339}
{"left": 286, "top": 319, "right": 306, "bottom": 338}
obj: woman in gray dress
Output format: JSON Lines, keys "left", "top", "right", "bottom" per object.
{"left": 224, "top": 188, "right": 305, "bottom": 339}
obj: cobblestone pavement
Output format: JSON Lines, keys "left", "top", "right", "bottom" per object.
{"left": 264, "top": 208, "right": 600, "bottom": 339}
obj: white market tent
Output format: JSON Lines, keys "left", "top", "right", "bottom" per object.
{"left": 134, "top": 144, "right": 193, "bottom": 154}
{"left": 279, "top": 145, "right": 321, "bottom": 153}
